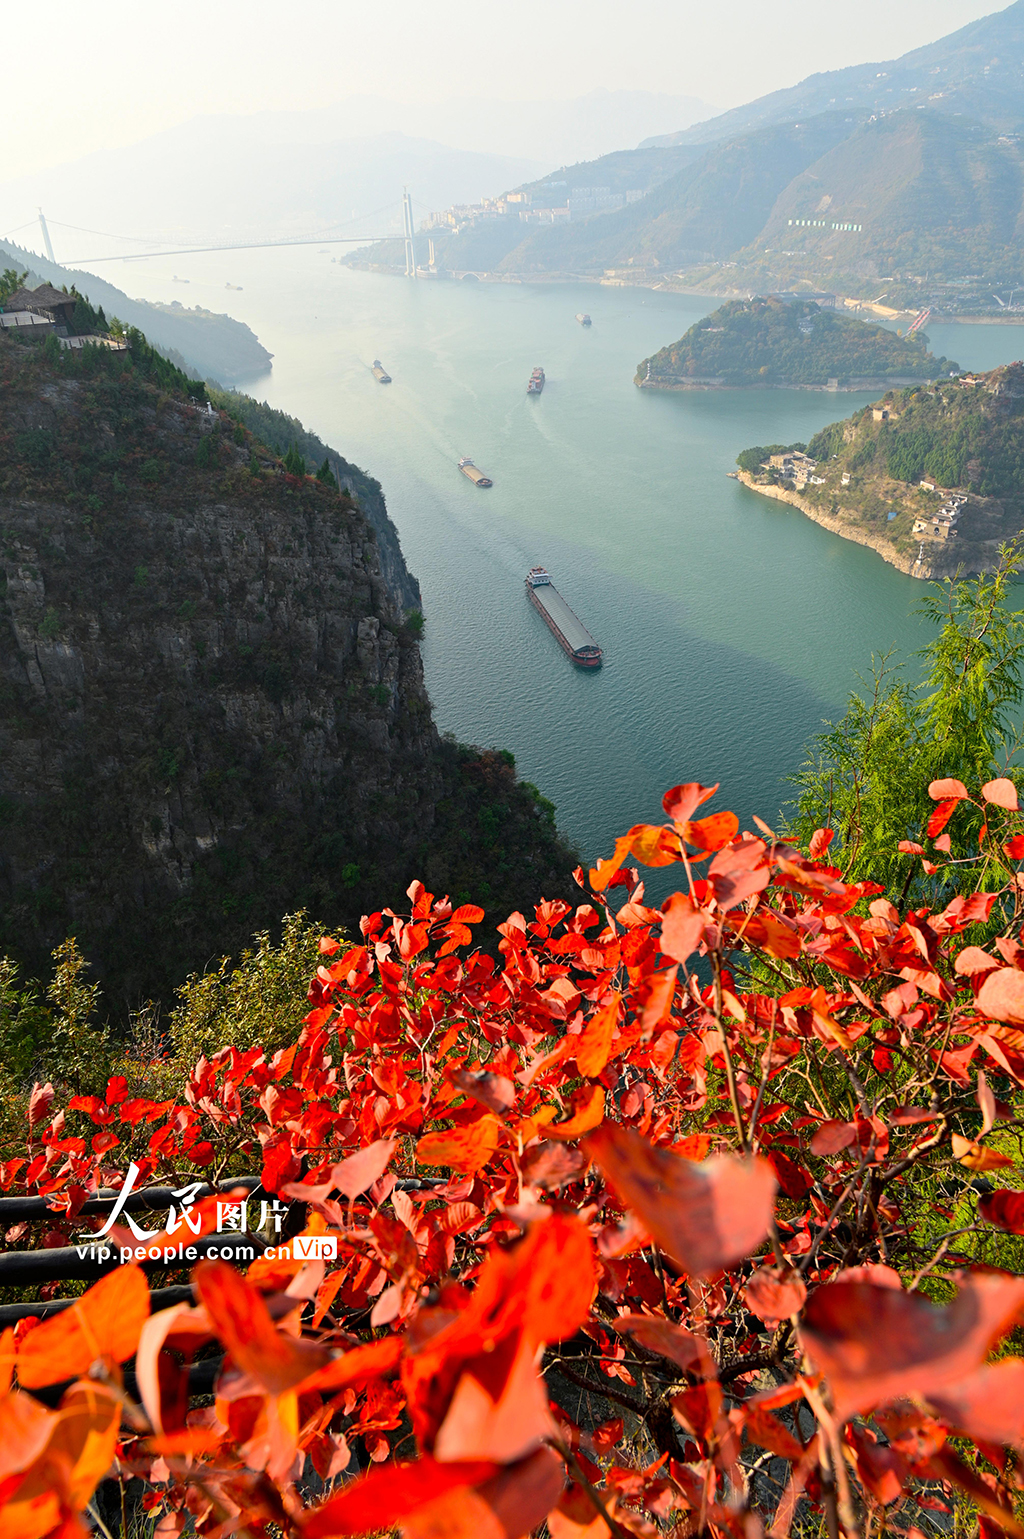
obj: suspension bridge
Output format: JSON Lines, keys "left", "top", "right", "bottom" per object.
{"left": 1, "top": 194, "right": 423, "bottom": 274}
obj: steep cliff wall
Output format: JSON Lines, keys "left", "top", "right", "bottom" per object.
{"left": 0, "top": 332, "right": 573, "bottom": 1006}
{"left": 210, "top": 389, "right": 422, "bottom": 614}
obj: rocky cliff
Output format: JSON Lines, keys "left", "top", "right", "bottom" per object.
{"left": 209, "top": 389, "right": 422, "bottom": 614}
{"left": 0, "top": 330, "right": 573, "bottom": 1007}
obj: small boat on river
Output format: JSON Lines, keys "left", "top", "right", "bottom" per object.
{"left": 458, "top": 457, "right": 492, "bottom": 487}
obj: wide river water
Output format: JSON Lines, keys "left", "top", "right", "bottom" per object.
{"left": 88, "top": 249, "right": 1024, "bottom": 873}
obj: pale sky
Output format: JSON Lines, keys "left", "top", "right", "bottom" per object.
{"left": 6, "top": 0, "right": 1008, "bottom": 175}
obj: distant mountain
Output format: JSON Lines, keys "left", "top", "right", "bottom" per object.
{"left": 0, "top": 91, "right": 718, "bottom": 262}
{"left": 742, "top": 109, "right": 1024, "bottom": 288}
{"left": 0, "top": 128, "right": 547, "bottom": 256}
{"left": 644, "top": 0, "right": 1024, "bottom": 147}
{"left": 369, "top": 115, "right": 856, "bottom": 276}
{"left": 351, "top": 2, "right": 1024, "bottom": 306}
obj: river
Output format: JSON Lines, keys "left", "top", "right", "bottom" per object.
{"left": 88, "top": 250, "right": 1024, "bottom": 872}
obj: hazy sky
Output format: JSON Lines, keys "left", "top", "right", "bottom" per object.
{"left": 8, "top": 0, "right": 1008, "bottom": 174}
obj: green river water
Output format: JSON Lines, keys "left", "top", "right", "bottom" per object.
{"left": 98, "top": 249, "right": 1024, "bottom": 871}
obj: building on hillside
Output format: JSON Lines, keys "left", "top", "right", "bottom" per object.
{"left": 768, "top": 450, "right": 818, "bottom": 487}
{"left": 0, "top": 311, "right": 53, "bottom": 335}
{"left": 913, "top": 518, "right": 958, "bottom": 540}
{"left": 1, "top": 284, "right": 77, "bottom": 333}
{"left": 771, "top": 291, "right": 837, "bottom": 308}
{"left": 567, "top": 187, "right": 625, "bottom": 216}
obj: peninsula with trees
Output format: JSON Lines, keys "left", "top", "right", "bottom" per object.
{"left": 636, "top": 296, "right": 956, "bottom": 390}
{"left": 734, "top": 361, "right": 1024, "bottom": 577}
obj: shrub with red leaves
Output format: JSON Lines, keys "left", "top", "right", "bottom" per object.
{"left": 5, "top": 775, "right": 1024, "bottom": 1539}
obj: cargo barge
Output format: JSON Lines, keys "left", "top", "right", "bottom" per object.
{"left": 576, "top": 313, "right": 592, "bottom": 327}
{"left": 372, "top": 360, "right": 392, "bottom": 382}
{"left": 526, "top": 567, "right": 602, "bottom": 668}
{"left": 527, "top": 366, "right": 545, "bottom": 395}
{"left": 458, "top": 457, "right": 492, "bottom": 487}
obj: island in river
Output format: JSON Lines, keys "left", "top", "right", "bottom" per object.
{"left": 733, "top": 363, "right": 1024, "bottom": 579}
{"left": 636, "top": 297, "right": 957, "bottom": 391}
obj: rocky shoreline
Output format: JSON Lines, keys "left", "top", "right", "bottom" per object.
{"left": 733, "top": 472, "right": 988, "bottom": 580}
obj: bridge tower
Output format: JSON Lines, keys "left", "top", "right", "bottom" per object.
{"left": 402, "top": 190, "right": 417, "bottom": 278}
{"left": 37, "top": 208, "right": 56, "bottom": 264}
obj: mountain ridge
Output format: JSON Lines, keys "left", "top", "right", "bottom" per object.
{"left": 643, "top": 0, "right": 1024, "bottom": 148}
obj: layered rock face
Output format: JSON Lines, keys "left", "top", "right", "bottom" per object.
{"left": 0, "top": 336, "right": 571, "bottom": 1004}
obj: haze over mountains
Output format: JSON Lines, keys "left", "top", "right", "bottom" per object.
{"left": 646, "top": 0, "right": 1024, "bottom": 146}
{"left": 352, "top": 0, "right": 1024, "bottom": 307}
{"left": 0, "top": 91, "right": 716, "bottom": 258}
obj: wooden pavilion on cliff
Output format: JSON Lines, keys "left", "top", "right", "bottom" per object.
{"left": 1, "top": 284, "right": 78, "bottom": 333}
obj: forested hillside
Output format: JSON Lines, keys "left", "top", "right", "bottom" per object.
{"left": 736, "top": 362, "right": 1024, "bottom": 576}
{"left": 0, "top": 328, "right": 574, "bottom": 1006}
{"left": 0, "top": 239, "right": 272, "bottom": 382}
{"left": 638, "top": 297, "right": 956, "bottom": 388}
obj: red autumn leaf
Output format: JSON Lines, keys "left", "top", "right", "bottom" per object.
{"left": 136, "top": 1303, "right": 215, "bottom": 1433}
{"left": 809, "top": 827, "right": 834, "bottom": 858}
{"left": 763, "top": 1147, "right": 811, "bottom": 1198}
{"left": 417, "top": 1115, "right": 502, "bottom": 1174}
{"left": 810, "top": 1120, "right": 857, "bottom": 1156}
{"left": 744, "top": 1267, "right": 807, "bottom": 1325}
{"left": 979, "top": 1189, "right": 1024, "bottom": 1234}
{"left": 978, "top": 968, "right": 1024, "bottom": 1027}
{"left": 929, "top": 778, "right": 969, "bottom": 801}
{"left": 16, "top": 1264, "right": 150, "bottom": 1388}
{"left": 983, "top": 778, "right": 1019, "bottom": 811}
{"left": 682, "top": 810, "right": 739, "bottom": 852}
{"left": 432, "top": 1323, "right": 554, "bottom": 1462}
{"left": 928, "top": 1359, "right": 1024, "bottom": 1446}
{"left": 332, "top": 1138, "right": 398, "bottom": 1200}
{"left": 547, "top": 1084, "right": 605, "bottom": 1141}
{"left": 660, "top": 891, "right": 708, "bottom": 964}
{"left": 927, "top": 798, "right": 961, "bottom": 838}
{"left": 303, "top": 1458, "right": 501, "bottom": 1537}
{"left": 575, "top": 993, "right": 620, "bottom": 1078}
{"left": 297, "top": 1335, "right": 407, "bottom": 1396}
{"left": 521, "top": 1142, "right": 588, "bottom": 1191}
{"left": 450, "top": 1067, "right": 516, "bottom": 1114}
{"left": 193, "top": 1259, "right": 330, "bottom": 1395}
{"left": 613, "top": 1314, "right": 700, "bottom": 1371}
{"left": 952, "top": 1134, "right": 1013, "bottom": 1171}
{"left": 586, "top": 1124, "right": 776, "bottom": 1275}
{"left": 1004, "top": 835, "right": 1024, "bottom": 860}
{"left": 27, "top": 1082, "right": 54, "bottom": 1128}
{"left": 740, "top": 1402, "right": 806, "bottom": 1463}
{"left": 662, "top": 781, "right": 719, "bottom": 825}
{"left": 451, "top": 904, "right": 485, "bottom": 923}
{"left": 589, "top": 824, "right": 682, "bottom": 891}
{"left": 708, "top": 836, "right": 771, "bottom": 909}
{"left": 799, "top": 1273, "right": 1024, "bottom": 1422}
{"left": 955, "top": 946, "right": 1000, "bottom": 976}
{"left": 403, "top": 1448, "right": 565, "bottom": 1539}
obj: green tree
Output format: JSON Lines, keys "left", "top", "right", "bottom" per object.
{"left": 283, "top": 444, "right": 306, "bottom": 476}
{"left": 790, "top": 541, "right": 1024, "bottom": 898}
{"left": 169, "top": 912, "right": 327, "bottom": 1063}
{"left": 0, "top": 268, "right": 27, "bottom": 305}
{"left": 316, "top": 457, "right": 338, "bottom": 489}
